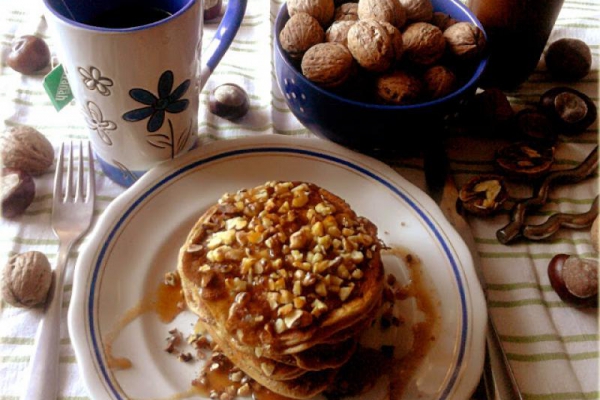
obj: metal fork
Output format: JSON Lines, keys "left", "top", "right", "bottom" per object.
{"left": 22, "top": 141, "right": 96, "bottom": 400}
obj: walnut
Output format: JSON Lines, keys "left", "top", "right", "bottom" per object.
{"left": 0, "top": 126, "right": 54, "bottom": 175}
{"left": 333, "top": 2, "right": 358, "bottom": 21}
{"left": 1, "top": 251, "right": 52, "bottom": 308}
{"left": 347, "top": 19, "right": 394, "bottom": 72}
{"left": 280, "top": 13, "right": 325, "bottom": 59}
{"left": 422, "top": 65, "right": 456, "bottom": 99}
{"left": 380, "top": 22, "right": 404, "bottom": 62}
{"left": 326, "top": 20, "right": 356, "bottom": 46}
{"left": 357, "top": 0, "right": 406, "bottom": 29}
{"left": 398, "top": 0, "right": 433, "bottom": 22}
{"left": 301, "top": 42, "right": 355, "bottom": 87}
{"left": 287, "top": 0, "right": 335, "bottom": 27}
{"left": 375, "top": 70, "right": 422, "bottom": 104}
{"left": 402, "top": 22, "right": 445, "bottom": 66}
{"left": 430, "top": 11, "right": 457, "bottom": 31}
{"left": 443, "top": 22, "right": 486, "bottom": 60}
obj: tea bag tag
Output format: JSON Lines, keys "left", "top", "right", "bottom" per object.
{"left": 43, "top": 64, "right": 74, "bottom": 111}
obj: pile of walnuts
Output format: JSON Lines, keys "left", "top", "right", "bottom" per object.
{"left": 279, "top": 0, "right": 487, "bottom": 105}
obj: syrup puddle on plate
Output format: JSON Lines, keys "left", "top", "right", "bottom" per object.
{"left": 103, "top": 247, "right": 439, "bottom": 400}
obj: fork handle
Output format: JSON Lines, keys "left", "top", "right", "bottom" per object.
{"left": 21, "top": 241, "right": 72, "bottom": 400}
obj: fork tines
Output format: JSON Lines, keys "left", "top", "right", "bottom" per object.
{"left": 54, "top": 141, "right": 95, "bottom": 203}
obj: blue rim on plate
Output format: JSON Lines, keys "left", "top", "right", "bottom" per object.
{"left": 70, "top": 136, "right": 485, "bottom": 400}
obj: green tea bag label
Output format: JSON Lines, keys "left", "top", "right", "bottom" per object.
{"left": 43, "top": 64, "right": 74, "bottom": 111}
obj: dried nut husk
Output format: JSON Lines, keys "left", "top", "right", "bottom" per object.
{"left": 347, "top": 20, "right": 395, "bottom": 72}
{"left": 280, "top": 13, "right": 325, "bottom": 59}
{"left": 398, "top": 0, "right": 433, "bottom": 22}
{"left": 380, "top": 22, "right": 404, "bottom": 63}
{"left": 357, "top": 0, "right": 406, "bottom": 29}
{"left": 494, "top": 141, "right": 555, "bottom": 181}
{"left": 333, "top": 2, "right": 358, "bottom": 21}
{"left": 539, "top": 87, "right": 597, "bottom": 135}
{"left": 1, "top": 251, "right": 52, "bottom": 308}
{"left": 301, "top": 42, "right": 355, "bottom": 87}
{"left": 0, "top": 126, "right": 54, "bottom": 175}
{"left": 402, "top": 22, "right": 445, "bottom": 66}
{"left": 458, "top": 175, "right": 508, "bottom": 216}
{"left": 287, "top": 0, "right": 335, "bottom": 27}
{"left": 545, "top": 38, "right": 592, "bottom": 82}
{"left": 515, "top": 108, "right": 557, "bottom": 142}
{"left": 430, "top": 11, "right": 457, "bottom": 31}
{"left": 375, "top": 70, "right": 422, "bottom": 105}
{"left": 443, "top": 22, "right": 486, "bottom": 60}
{"left": 326, "top": 20, "right": 356, "bottom": 46}
{"left": 422, "top": 65, "right": 456, "bottom": 99}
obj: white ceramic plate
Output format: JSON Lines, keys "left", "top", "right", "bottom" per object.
{"left": 69, "top": 135, "right": 486, "bottom": 400}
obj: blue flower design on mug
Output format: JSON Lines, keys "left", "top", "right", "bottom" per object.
{"left": 122, "top": 70, "right": 190, "bottom": 132}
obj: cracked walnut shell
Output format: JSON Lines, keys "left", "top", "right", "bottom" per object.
{"left": 347, "top": 19, "right": 395, "bottom": 72}
{"left": 443, "top": 22, "right": 486, "bottom": 60}
{"left": 402, "top": 22, "right": 446, "bottom": 66}
{"left": 287, "top": 0, "right": 335, "bottom": 27}
{"left": 375, "top": 70, "right": 422, "bottom": 105}
{"left": 301, "top": 42, "right": 355, "bottom": 87}
{"left": 280, "top": 13, "right": 325, "bottom": 59}
{"left": 357, "top": 0, "right": 407, "bottom": 29}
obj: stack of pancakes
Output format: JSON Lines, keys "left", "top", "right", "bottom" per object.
{"left": 178, "top": 181, "right": 384, "bottom": 399}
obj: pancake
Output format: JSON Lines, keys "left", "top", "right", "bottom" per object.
{"left": 177, "top": 181, "right": 385, "bottom": 398}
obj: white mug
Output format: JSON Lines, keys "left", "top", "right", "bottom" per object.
{"left": 43, "top": 0, "right": 247, "bottom": 187}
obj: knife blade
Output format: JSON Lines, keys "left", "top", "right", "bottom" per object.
{"left": 424, "top": 142, "right": 524, "bottom": 400}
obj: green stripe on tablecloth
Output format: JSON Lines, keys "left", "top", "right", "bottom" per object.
{"left": 480, "top": 252, "right": 597, "bottom": 259}
{"left": 487, "top": 282, "right": 554, "bottom": 291}
{"left": 507, "top": 351, "right": 599, "bottom": 362}
{"left": 500, "top": 334, "right": 600, "bottom": 343}
{"left": 488, "top": 299, "right": 570, "bottom": 308}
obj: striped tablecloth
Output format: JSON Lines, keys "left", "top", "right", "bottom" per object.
{"left": 0, "top": 0, "right": 598, "bottom": 399}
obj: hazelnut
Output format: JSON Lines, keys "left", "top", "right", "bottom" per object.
{"left": 548, "top": 254, "right": 598, "bottom": 308}
{"left": 326, "top": 20, "right": 356, "bottom": 46}
{"left": 458, "top": 175, "right": 508, "bottom": 216}
{"left": 357, "top": 0, "right": 406, "bottom": 29}
{"left": 209, "top": 83, "right": 250, "bottom": 121}
{"left": 287, "top": 0, "right": 335, "bottom": 27}
{"left": 347, "top": 19, "right": 395, "bottom": 72}
{"left": 494, "top": 141, "right": 555, "bottom": 181}
{"left": 515, "top": 108, "right": 557, "bottom": 143}
{"left": 398, "top": 0, "right": 433, "bottom": 22}
{"left": 0, "top": 126, "right": 54, "bottom": 175}
{"left": 544, "top": 38, "right": 592, "bottom": 82}
{"left": 1, "top": 168, "right": 35, "bottom": 219}
{"left": 539, "top": 87, "right": 597, "bottom": 135}
{"left": 280, "top": 13, "right": 325, "bottom": 60}
{"left": 422, "top": 65, "right": 456, "bottom": 99}
{"left": 402, "top": 22, "right": 445, "bottom": 66}
{"left": 7, "top": 35, "right": 50, "bottom": 75}
{"left": 430, "top": 12, "right": 457, "bottom": 31}
{"left": 375, "top": 70, "right": 422, "bottom": 105}
{"left": 443, "top": 22, "right": 486, "bottom": 60}
{"left": 333, "top": 2, "right": 358, "bottom": 21}
{"left": 1, "top": 251, "right": 52, "bottom": 308}
{"left": 301, "top": 42, "right": 355, "bottom": 87}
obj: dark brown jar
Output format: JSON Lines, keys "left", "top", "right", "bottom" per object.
{"left": 467, "top": 0, "right": 564, "bottom": 89}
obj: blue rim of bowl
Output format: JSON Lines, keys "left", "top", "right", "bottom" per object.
{"left": 86, "top": 145, "right": 470, "bottom": 400}
{"left": 274, "top": 0, "right": 489, "bottom": 110}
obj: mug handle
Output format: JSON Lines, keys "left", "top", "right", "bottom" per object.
{"left": 199, "top": 0, "right": 248, "bottom": 88}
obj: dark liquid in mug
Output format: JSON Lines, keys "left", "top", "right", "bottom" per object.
{"left": 86, "top": 5, "right": 172, "bottom": 28}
